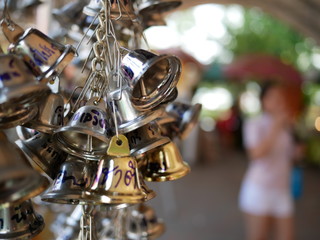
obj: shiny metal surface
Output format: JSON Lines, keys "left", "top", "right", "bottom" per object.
{"left": 0, "top": 132, "right": 49, "bottom": 207}
{"left": 0, "top": 200, "right": 44, "bottom": 239}
{"left": 109, "top": 88, "right": 164, "bottom": 134}
{"left": 2, "top": 21, "right": 76, "bottom": 79}
{"left": 0, "top": 105, "right": 37, "bottom": 129}
{"left": 0, "top": 54, "right": 50, "bottom": 108}
{"left": 121, "top": 49, "right": 181, "bottom": 111}
{"left": 41, "top": 155, "right": 99, "bottom": 205}
{"left": 16, "top": 125, "right": 38, "bottom": 141}
{"left": 54, "top": 100, "right": 111, "bottom": 160}
{"left": 42, "top": 154, "right": 142, "bottom": 208}
{"left": 127, "top": 204, "right": 165, "bottom": 240}
{"left": 15, "top": 133, "right": 67, "bottom": 179}
{"left": 125, "top": 121, "right": 170, "bottom": 157}
{"left": 23, "top": 92, "right": 64, "bottom": 134}
{"left": 137, "top": 141, "right": 190, "bottom": 182}
{"left": 137, "top": 0, "right": 182, "bottom": 14}
{"left": 164, "top": 102, "right": 202, "bottom": 140}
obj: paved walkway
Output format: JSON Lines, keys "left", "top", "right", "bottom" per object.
{"left": 148, "top": 147, "right": 320, "bottom": 240}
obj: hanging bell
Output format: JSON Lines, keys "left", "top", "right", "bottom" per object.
{"left": 121, "top": 49, "right": 181, "bottom": 111}
{"left": 0, "top": 52, "right": 50, "bottom": 111}
{"left": 1, "top": 19, "right": 76, "bottom": 80}
{"left": 160, "top": 102, "right": 202, "bottom": 140}
{"left": 41, "top": 155, "right": 98, "bottom": 205}
{"left": 0, "top": 132, "right": 49, "bottom": 206}
{"left": 88, "top": 135, "right": 148, "bottom": 205}
{"left": 0, "top": 200, "right": 44, "bottom": 239}
{"left": 137, "top": 0, "right": 182, "bottom": 14}
{"left": 15, "top": 132, "right": 68, "bottom": 179}
{"left": 54, "top": 98, "right": 111, "bottom": 160}
{"left": 126, "top": 204, "right": 165, "bottom": 240}
{"left": 125, "top": 121, "right": 170, "bottom": 157}
{"left": 137, "top": 141, "right": 190, "bottom": 182}
{"left": 23, "top": 92, "right": 65, "bottom": 134}
{"left": 109, "top": 87, "right": 163, "bottom": 134}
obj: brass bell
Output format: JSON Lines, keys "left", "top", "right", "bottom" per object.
{"left": 0, "top": 52, "right": 50, "bottom": 112}
{"left": 0, "top": 200, "right": 44, "bottom": 239}
{"left": 1, "top": 19, "right": 76, "bottom": 79}
{"left": 137, "top": 140, "right": 190, "bottom": 182}
{"left": 15, "top": 132, "right": 68, "bottom": 179}
{"left": 121, "top": 49, "right": 181, "bottom": 111}
{"left": 88, "top": 135, "right": 148, "bottom": 205}
{"left": 109, "top": 87, "right": 164, "bottom": 134}
{"left": 54, "top": 98, "right": 111, "bottom": 160}
{"left": 23, "top": 92, "right": 65, "bottom": 134}
{"left": 125, "top": 121, "right": 170, "bottom": 157}
{"left": 137, "top": 0, "right": 182, "bottom": 15}
{"left": 127, "top": 204, "right": 165, "bottom": 240}
{"left": 0, "top": 132, "right": 49, "bottom": 206}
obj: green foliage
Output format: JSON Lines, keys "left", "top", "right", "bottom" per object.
{"left": 224, "top": 8, "right": 314, "bottom": 70}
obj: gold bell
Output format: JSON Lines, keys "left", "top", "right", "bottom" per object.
{"left": 89, "top": 135, "right": 149, "bottom": 205}
{"left": 137, "top": 140, "right": 190, "bottom": 182}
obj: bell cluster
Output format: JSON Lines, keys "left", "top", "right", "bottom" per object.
{"left": 0, "top": 0, "right": 202, "bottom": 239}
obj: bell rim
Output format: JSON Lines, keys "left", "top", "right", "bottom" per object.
{"left": 130, "top": 56, "right": 181, "bottom": 110}
{"left": 41, "top": 191, "right": 146, "bottom": 205}
{"left": 141, "top": 162, "right": 190, "bottom": 182}
{"left": 23, "top": 120, "right": 61, "bottom": 134}
{"left": 53, "top": 134, "right": 105, "bottom": 160}
{"left": 0, "top": 105, "right": 38, "bottom": 129}
{"left": 118, "top": 107, "right": 164, "bottom": 133}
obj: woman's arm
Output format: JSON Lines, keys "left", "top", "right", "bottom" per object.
{"left": 246, "top": 114, "right": 288, "bottom": 160}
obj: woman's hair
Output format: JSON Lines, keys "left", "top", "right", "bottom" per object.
{"left": 259, "top": 81, "right": 280, "bottom": 101}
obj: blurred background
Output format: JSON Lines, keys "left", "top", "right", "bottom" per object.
{"left": 1, "top": 0, "right": 320, "bottom": 239}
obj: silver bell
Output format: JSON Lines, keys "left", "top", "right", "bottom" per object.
{"left": 121, "top": 49, "right": 181, "bottom": 111}
{"left": 1, "top": 19, "right": 76, "bottom": 79}
{"left": 0, "top": 105, "right": 38, "bottom": 129}
{"left": 159, "top": 102, "right": 202, "bottom": 140}
{"left": 15, "top": 132, "right": 67, "bottom": 179}
{"left": 109, "top": 87, "right": 163, "bottom": 134}
{"left": 54, "top": 98, "right": 111, "bottom": 160}
{"left": 0, "top": 132, "right": 49, "bottom": 206}
{"left": 0, "top": 200, "right": 44, "bottom": 239}
{"left": 125, "top": 121, "right": 170, "bottom": 157}
{"left": 23, "top": 92, "right": 65, "bottom": 134}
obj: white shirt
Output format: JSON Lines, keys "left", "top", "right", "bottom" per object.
{"left": 243, "top": 113, "right": 294, "bottom": 191}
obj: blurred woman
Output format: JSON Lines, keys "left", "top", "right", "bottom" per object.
{"left": 239, "top": 82, "right": 298, "bottom": 240}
